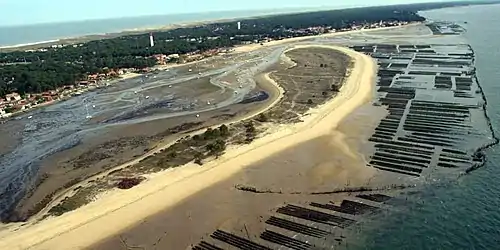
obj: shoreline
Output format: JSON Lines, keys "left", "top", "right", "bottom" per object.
{"left": 0, "top": 39, "right": 61, "bottom": 49}
{"left": 0, "top": 8, "right": 328, "bottom": 50}
{"left": 0, "top": 17, "right": 417, "bottom": 52}
{"left": 463, "top": 44, "right": 500, "bottom": 174}
{"left": 0, "top": 45, "right": 375, "bottom": 249}
{"left": 0, "top": 72, "right": 142, "bottom": 120}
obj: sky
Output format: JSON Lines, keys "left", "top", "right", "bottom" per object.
{"left": 0, "top": 0, "right": 450, "bottom": 26}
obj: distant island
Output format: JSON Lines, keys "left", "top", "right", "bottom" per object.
{"left": 0, "top": 0, "right": 498, "bottom": 118}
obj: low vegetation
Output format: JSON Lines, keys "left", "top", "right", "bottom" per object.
{"left": 131, "top": 124, "right": 232, "bottom": 172}
{"left": 47, "top": 187, "right": 97, "bottom": 216}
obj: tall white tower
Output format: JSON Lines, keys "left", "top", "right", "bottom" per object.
{"left": 237, "top": 21, "right": 241, "bottom": 30}
{"left": 149, "top": 32, "right": 155, "bottom": 47}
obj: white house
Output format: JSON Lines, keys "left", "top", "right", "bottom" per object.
{"left": 5, "top": 92, "right": 21, "bottom": 102}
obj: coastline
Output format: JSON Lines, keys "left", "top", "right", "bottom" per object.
{"left": 1, "top": 4, "right": 500, "bottom": 248}
{"left": 0, "top": 45, "right": 375, "bottom": 250}
{"left": 0, "top": 8, "right": 329, "bottom": 51}
{"left": 0, "top": 15, "right": 418, "bottom": 52}
{"left": 0, "top": 39, "right": 60, "bottom": 49}
{"left": 0, "top": 23, "right": 413, "bottom": 122}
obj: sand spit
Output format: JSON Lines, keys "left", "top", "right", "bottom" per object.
{"left": 233, "top": 24, "right": 419, "bottom": 53}
{"left": 0, "top": 45, "right": 375, "bottom": 249}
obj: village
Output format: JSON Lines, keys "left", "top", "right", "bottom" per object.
{"left": 0, "top": 19, "right": 407, "bottom": 119}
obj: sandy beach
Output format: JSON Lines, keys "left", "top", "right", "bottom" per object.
{"left": 0, "top": 44, "right": 375, "bottom": 249}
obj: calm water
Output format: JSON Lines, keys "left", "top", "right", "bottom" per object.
{"left": 348, "top": 5, "right": 500, "bottom": 250}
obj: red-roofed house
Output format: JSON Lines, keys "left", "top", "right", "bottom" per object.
{"left": 152, "top": 54, "right": 167, "bottom": 64}
{"left": 41, "top": 92, "right": 53, "bottom": 102}
{"left": 88, "top": 74, "right": 99, "bottom": 80}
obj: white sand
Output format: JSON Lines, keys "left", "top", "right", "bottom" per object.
{"left": 118, "top": 72, "right": 141, "bottom": 80}
{"left": 0, "top": 45, "right": 376, "bottom": 250}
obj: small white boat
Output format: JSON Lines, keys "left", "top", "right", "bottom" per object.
{"left": 27, "top": 116, "right": 33, "bottom": 119}
{"left": 145, "top": 96, "right": 150, "bottom": 99}
{"left": 168, "top": 85, "right": 172, "bottom": 88}
{"left": 84, "top": 104, "right": 92, "bottom": 119}
{"left": 92, "top": 105, "right": 96, "bottom": 108}
{"left": 196, "top": 114, "right": 200, "bottom": 118}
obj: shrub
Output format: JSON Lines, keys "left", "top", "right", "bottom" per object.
{"left": 116, "top": 177, "right": 143, "bottom": 189}
{"left": 219, "top": 124, "right": 230, "bottom": 137}
{"left": 255, "top": 113, "right": 268, "bottom": 122}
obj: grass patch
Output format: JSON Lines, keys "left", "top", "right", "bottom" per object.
{"left": 48, "top": 187, "right": 97, "bottom": 217}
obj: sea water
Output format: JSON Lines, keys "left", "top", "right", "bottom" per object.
{"left": 347, "top": 4, "right": 500, "bottom": 250}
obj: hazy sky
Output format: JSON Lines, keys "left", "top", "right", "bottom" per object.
{"left": 1, "top": 0, "right": 448, "bottom": 26}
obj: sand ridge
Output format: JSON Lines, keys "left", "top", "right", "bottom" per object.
{"left": 0, "top": 45, "right": 376, "bottom": 250}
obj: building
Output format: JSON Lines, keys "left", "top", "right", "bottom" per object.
{"left": 150, "top": 33, "right": 155, "bottom": 47}
{"left": 152, "top": 54, "right": 167, "bottom": 64}
{"left": 88, "top": 74, "right": 99, "bottom": 80}
{"left": 5, "top": 92, "right": 21, "bottom": 102}
{"left": 166, "top": 54, "right": 180, "bottom": 61}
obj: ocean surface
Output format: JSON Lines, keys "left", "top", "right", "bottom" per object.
{"left": 347, "top": 5, "right": 500, "bottom": 250}
{"left": 0, "top": 7, "right": 332, "bottom": 47}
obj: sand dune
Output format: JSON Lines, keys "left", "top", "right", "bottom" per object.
{"left": 0, "top": 45, "right": 375, "bottom": 250}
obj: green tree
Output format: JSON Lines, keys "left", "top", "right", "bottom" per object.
{"left": 245, "top": 122, "right": 256, "bottom": 134}
{"left": 206, "top": 139, "right": 226, "bottom": 158}
{"left": 219, "top": 124, "right": 230, "bottom": 137}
